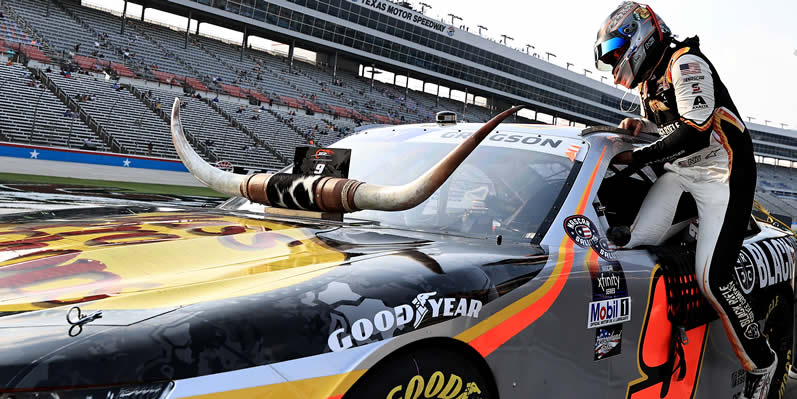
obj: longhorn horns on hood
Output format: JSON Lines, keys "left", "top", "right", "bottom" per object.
{"left": 171, "top": 98, "right": 525, "bottom": 213}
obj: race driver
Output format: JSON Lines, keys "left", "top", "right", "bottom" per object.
{"left": 594, "top": 3, "right": 777, "bottom": 398}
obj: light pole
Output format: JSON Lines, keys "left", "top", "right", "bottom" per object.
{"left": 747, "top": 116, "right": 755, "bottom": 123}
{"left": 545, "top": 52, "right": 556, "bottom": 62}
{"left": 780, "top": 123, "right": 789, "bottom": 129}
{"left": 419, "top": 2, "right": 431, "bottom": 13}
{"left": 478, "top": 25, "right": 488, "bottom": 36}
{"left": 584, "top": 69, "right": 592, "bottom": 76}
{"left": 66, "top": 112, "right": 77, "bottom": 148}
{"left": 29, "top": 86, "right": 48, "bottom": 143}
{"left": 500, "top": 35, "right": 513, "bottom": 45}
{"left": 566, "top": 62, "right": 573, "bottom": 70}
{"left": 764, "top": 120, "right": 771, "bottom": 126}
{"left": 447, "top": 13, "right": 462, "bottom": 25}
{"left": 525, "top": 44, "right": 534, "bottom": 54}
{"left": 601, "top": 76, "right": 607, "bottom": 83}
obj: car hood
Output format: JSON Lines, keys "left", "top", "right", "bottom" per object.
{"left": 0, "top": 206, "right": 547, "bottom": 389}
{"left": 0, "top": 206, "right": 350, "bottom": 317}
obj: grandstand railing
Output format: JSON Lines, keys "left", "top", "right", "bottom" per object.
{"left": 33, "top": 67, "right": 125, "bottom": 153}
{"left": 206, "top": 98, "right": 289, "bottom": 164}
{"left": 128, "top": 84, "right": 218, "bottom": 162}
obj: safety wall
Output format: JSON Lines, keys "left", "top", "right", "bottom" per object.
{"left": 0, "top": 143, "right": 188, "bottom": 172}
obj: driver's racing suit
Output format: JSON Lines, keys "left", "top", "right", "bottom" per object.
{"left": 624, "top": 37, "right": 775, "bottom": 375}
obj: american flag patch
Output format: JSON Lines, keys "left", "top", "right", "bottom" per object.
{"left": 578, "top": 225, "right": 593, "bottom": 239}
{"left": 679, "top": 62, "right": 701, "bottom": 75}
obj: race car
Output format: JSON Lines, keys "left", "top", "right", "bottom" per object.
{"left": 0, "top": 100, "right": 794, "bottom": 399}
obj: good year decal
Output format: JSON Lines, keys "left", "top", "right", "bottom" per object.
{"left": 328, "top": 292, "right": 483, "bottom": 352}
{"left": 387, "top": 372, "right": 483, "bottom": 399}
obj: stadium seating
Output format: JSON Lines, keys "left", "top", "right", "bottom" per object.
{"left": 44, "top": 69, "right": 180, "bottom": 158}
{"left": 142, "top": 85, "right": 285, "bottom": 170}
{"left": 0, "top": 0, "right": 595, "bottom": 173}
{"left": 0, "top": 62, "right": 101, "bottom": 149}
{"left": 755, "top": 163, "right": 797, "bottom": 218}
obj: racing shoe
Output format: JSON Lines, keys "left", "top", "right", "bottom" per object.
{"left": 743, "top": 352, "right": 778, "bottom": 399}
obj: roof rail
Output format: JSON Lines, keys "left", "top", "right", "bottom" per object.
{"left": 580, "top": 125, "right": 659, "bottom": 143}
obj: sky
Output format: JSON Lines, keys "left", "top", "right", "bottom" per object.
{"left": 83, "top": 0, "right": 797, "bottom": 130}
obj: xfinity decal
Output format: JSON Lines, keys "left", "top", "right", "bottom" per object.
{"left": 328, "top": 292, "right": 482, "bottom": 352}
{"left": 588, "top": 297, "right": 631, "bottom": 328}
{"left": 597, "top": 272, "right": 621, "bottom": 296}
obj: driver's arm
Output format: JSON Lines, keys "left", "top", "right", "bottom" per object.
{"left": 631, "top": 53, "right": 715, "bottom": 166}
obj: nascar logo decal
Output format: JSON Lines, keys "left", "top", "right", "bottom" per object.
{"left": 564, "top": 215, "right": 599, "bottom": 248}
{"left": 588, "top": 297, "right": 631, "bottom": 328}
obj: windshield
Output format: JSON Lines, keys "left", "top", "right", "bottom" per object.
{"left": 223, "top": 126, "right": 584, "bottom": 242}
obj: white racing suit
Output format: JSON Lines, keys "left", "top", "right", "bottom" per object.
{"left": 624, "top": 37, "right": 776, "bottom": 393}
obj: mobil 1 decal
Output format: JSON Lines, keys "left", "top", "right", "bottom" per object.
{"left": 587, "top": 296, "right": 631, "bottom": 329}
{"left": 734, "top": 236, "right": 795, "bottom": 295}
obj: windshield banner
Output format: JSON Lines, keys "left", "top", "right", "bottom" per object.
{"left": 408, "top": 130, "right": 584, "bottom": 159}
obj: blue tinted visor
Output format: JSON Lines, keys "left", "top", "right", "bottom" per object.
{"left": 594, "top": 36, "right": 629, "bottom": 71}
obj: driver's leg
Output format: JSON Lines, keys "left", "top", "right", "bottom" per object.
{"left": 689, "top": 166, "right": 776, "bottom": 378}
{"left": 625, "top": 171, "right": 684, "bottom": 248}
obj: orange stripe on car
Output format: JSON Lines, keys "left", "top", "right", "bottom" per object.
{"left": 457, "top": 147, "right": 606, "bottom": 357}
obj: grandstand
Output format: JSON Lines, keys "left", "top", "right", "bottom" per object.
{"left": 0, "top": 0, "right": 795, "bottom": 223}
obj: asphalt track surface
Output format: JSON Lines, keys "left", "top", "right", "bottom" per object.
{"left": 0, "top": 156, "right": 204, "bottom": 187}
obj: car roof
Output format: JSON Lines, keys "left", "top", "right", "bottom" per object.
{"left": 354, "top": 122, "right": 657, "bottom": 148}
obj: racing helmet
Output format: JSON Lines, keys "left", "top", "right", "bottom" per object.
{"left": 594, "top": 2, "right": 671, "bottom": 88}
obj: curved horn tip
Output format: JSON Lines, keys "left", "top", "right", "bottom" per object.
{"left": 170, "top": 97, "right": 246, "bottom": 198}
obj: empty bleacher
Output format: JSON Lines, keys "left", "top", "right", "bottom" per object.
{"left": 45, "top": 69, "right": 175, "bottom": 158}
{"left": 142, "top": 85, "right": 284, "bottom": 170}
{"left": 0, "top": 63, "right": 100, "bottom": 149}
{"left": 0, "top": 0, "right": 520, "bottom": 172}
{"left": 756, "top": 163, "right": 797, "bottom": 219}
